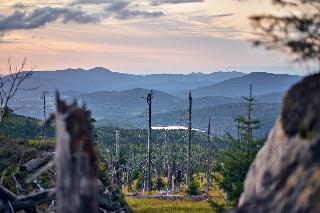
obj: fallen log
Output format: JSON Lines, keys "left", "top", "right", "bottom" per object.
{"left": 25, "top": 161, "right": 54, "bottom": 184}
{"left": 11, "top": 189, "right": 55, "bottom": 211}
{"left": 127, "top": 194, "right": 184, "bottom": 200}
{"left": 0, "top": 184, "right": 122, "bottom": 212}
{"left": 20, "top": 152, "right": 54, "bottom": 173}
{"left": 12, "top": 173, "right": 24, "bottom": 195}
{"left": 0, "top": 185, "right": 18, "bottom": 201}
{"left": 0, "top": 170, "right": 7, "bottom": 184}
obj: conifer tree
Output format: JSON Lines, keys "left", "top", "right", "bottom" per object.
{"left": 214, "top": 85, "right": 265, "bottom": 205}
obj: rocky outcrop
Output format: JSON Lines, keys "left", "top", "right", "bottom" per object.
{"left": 235, "top": 73, "right": 320, "bottom": 213}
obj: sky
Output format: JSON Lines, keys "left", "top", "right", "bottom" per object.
{"left": 0, "top": 0, "right": 309, "bottom": 74}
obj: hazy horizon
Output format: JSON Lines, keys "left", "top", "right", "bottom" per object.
{"left": 2, "top": 65, "right": 306, "bottom": 76}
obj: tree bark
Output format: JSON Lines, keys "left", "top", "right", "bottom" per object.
{"left": 54, "top": 93, "right": 98, "bottom": 213}
{"left": 186, "top": 91, "right": 192, "bottom": 189}
{"left": 113, "top": 129, "right": 121, "bottom": 191}
{"left": 167, "top": 161, "right": 172, "bottom": 191}
{"left": 146, "top": 91, "right": 153, "bottom": 192}
{"left": 205, "top": 119, "right": 212, "bottom": 193}
{"left": 156, "top": 140, "right": 162, "bottom": 191}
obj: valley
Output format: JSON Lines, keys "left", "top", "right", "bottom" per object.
{"left": 8, "top": 68, "right": 299, "bottom": 136}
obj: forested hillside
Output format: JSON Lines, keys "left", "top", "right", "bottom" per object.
{"left": 0, "top": 110, "right": 54, "bottom": 139}
{"left": 192, "top": 72, "right": 302, "bottom": 97}
{"left": 153, "top": 102, "right": 280, "bottom": 136}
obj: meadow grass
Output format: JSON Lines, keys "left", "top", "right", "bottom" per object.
{"left": 126, "top": 197, "right": 216, "bottom": 213}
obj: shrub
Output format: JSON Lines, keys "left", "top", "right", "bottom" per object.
{"left": 187, "top": 178, "right": 200, "bottom": 196}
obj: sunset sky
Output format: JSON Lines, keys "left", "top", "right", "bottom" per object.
{"left": 0, "top": 0, "right": 307, "bottom": 74}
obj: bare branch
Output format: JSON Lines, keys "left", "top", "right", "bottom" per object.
{"left": 0, "top": 57, "right": 35, "bottom": 123}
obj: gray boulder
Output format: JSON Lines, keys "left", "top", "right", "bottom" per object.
{"left": 235, "top": 73, "right": 320, "bottom": 213}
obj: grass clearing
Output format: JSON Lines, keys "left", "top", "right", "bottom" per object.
{"left": 126, "top": 197, "right": 217, "bottom": 213}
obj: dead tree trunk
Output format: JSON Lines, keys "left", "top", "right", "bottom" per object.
{"left": 41, "top": 91, "right": 49, "bottom": 140}
{"left": 146, "top": 90, "right": 153, "bottom": 192}
{"left": 205, "top": 118, "right": 212, "bottom": 193}
{"left": 54, "top": 93, "right": 98, "bottom": 213}
{"left": 174, "top": 161, "right": 182, "bottom": 192}
{"left": 143, "top": 167, "right": 147, "bottom": 193}
{"left": 115, "top": 129, "right": 120, "bottom": 162}
{"left": 124, "top": 164, "right": 128, "bottom": 190}
{"left": 237, "top": 119, "right": 240, "bottom": 141}
{"left": 248, "top": 84, "right": 253, "bottom": 141}
{"left": 186, "top": 91, "right": 192, "bottom": 189}
{"left": 126, "top": 150, "right": 134, "bottom": 191}
{"left": 156, "top": 140, "right": 162, "bottom": 191}
{"left": 113, "top": 129, "right": 121, "bottom": 191}
{"left": 167, "top": 161, "right": 172, "bottom": 191}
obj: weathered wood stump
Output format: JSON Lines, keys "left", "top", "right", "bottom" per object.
{"left": 55, "top": 93, "right": 98, "bottom": 213}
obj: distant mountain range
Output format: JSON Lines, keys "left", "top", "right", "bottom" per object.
{"left": 16, "top": 67, "right": 245, "bottom": 94}
{"left": 7, "top": 67, "right": 303, "bottom": 136}
{"left": 192, "top": 72, "right": 302, "bottom": 97}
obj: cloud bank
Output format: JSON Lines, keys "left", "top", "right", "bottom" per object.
{"left": 0, "top": 6, "right": 100, "bottom": 32}
{"left": 104, "top": 1, "right": 164, "bottom": 20}
{"left": 69, "top": 0, "right": 113, "bottom": 6}
{"left": 0, "top": 1, "right": 165, "bottom": 33}
{"left": 150, "top": 0, "right": 204, "bottom": 6}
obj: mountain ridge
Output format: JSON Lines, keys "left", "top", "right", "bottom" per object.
{"left": 191, "top": 72, "right": 302, "bottom": 97}
{"left": 13, "top": 67, "right": 246, "bottom": 94}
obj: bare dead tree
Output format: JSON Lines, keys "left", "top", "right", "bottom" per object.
{"left": 186, "top": 91, "right": 192, "bottom": 189}
{"left": 167, "top": 159, "right": 173, "bottom": 191}
{"left": 174, "top": 160, "right": 182, "bottom": 192}
{"left": 113, "top": 129, "right": 121, "bottom": 191}
{"left": 156, "top": 139, "right": 162, "bottom": 191}
{"left": 205, "top": 118, "right": 212, "bottom": 194}
{"left": 0, "top": 57, "right": 34, "bottom": 123}
{"left": 41, "top": 91, "right": 48, "bottom": 120}
{"left": 147, "top": 90, "right": 153, "bottom": 192}
{"left": 41, "top": 91, "right": 49, "bottom": 140}
{"left": 141, "top": 90, "right": 153, "bottom": 192}
{"left": 125, "top": 148, "right": 134, "bottom": 191}
{"left": 115, "top": 129, "right": 120, "bottom": 162}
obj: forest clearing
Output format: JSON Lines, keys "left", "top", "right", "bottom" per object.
{"left": 126, "top": 197, "right": 217, "bottom": 213}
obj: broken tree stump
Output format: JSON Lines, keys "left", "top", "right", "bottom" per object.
{"left": 55, "top": 93, "right": 98, "bottom": 213}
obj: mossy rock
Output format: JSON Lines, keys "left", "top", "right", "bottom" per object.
{"left": 281, "top": 73, "right": 320, "bottom": 139}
